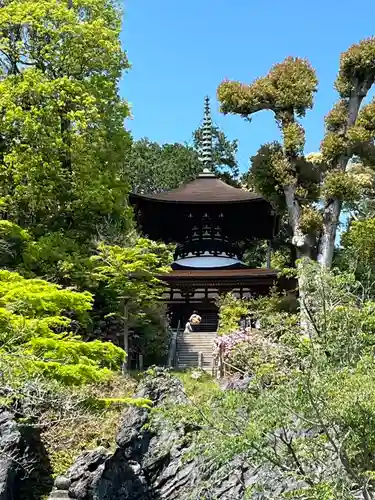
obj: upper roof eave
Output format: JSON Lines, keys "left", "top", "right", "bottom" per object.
{"left": 129, "top": 192, "right": 265, "bottom": 205}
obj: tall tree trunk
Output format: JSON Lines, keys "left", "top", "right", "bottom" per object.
{"left": 317, "top": 89, "right": 365, "bottom": 268}
{"left": 317, "top": 199, "right": 342, "bottom": 267}
{"left": 284, "top": 185, "right": 315, "bottom": 259}
{"left": 284, "top": 185, "right": 316, "bottom": 332}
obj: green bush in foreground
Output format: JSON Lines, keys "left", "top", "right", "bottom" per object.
{"left": 0, "top": 269, "right": 125, "bottom": 385}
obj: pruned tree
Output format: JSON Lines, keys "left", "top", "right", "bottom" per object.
{"left": 217, "top": 39, "right": 375, "bottom": 270}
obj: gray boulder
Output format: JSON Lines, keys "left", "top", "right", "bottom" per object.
{"left": 52, "top": 368, "right": 347, "bottom": 499}
{"left": 0, "top": 410, "right": 20, "bottom": 500}
{"left": 56, "top": 368, "right": 282, "bottom": 499}
{"left": 0, "top": 409, "right": 52, "bottom": 500}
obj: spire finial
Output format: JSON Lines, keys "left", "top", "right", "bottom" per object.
{"left": 200, "top": 96, "right": 213, "bottom": 169}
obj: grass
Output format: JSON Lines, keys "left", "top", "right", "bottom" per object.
{"left": 173, "top": 369, "right": 221, "bottom": 405}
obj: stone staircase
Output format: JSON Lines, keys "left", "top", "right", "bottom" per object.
{"left": 176, "top": 331, "right": 217, "bottom": 371}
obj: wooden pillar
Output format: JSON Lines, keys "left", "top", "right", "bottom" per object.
{"left": 266, "top": 240, "right": 272, "bottom": 268}
{"left": 198, "top": 351, "right": 203, "bottom": 369}
{"left": 121, "top": 298, "right": 129, "bottom": 374}
{"left": 139, "top": 354, "right": 144, "bottom": 371}
{"left": 218, "top": 343, "right": 225, "bottom": 379}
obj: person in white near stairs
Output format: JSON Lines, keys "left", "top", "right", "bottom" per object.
{"left": 184, "top": 310, "right": 201, "bottom": 334}
{"left": 189, "top": 310, "right": 201, "bottom": 330}
{"left": 184, "top": 320, "right": 193, "bottom": 334}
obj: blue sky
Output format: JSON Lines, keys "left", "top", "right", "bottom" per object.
{"left": 120, "top": 0, "right": 375, "bottom": 173}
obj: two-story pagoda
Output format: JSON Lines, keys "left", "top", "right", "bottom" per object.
{"left": 129, "top": 98, "right": 280, "bottom": 332}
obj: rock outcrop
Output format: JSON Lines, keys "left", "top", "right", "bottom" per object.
{"left": 0, "top": 410, "right": 20, "bottom": 500}
{"left": 49, "top": 368, "right": 315, "bottom": 500}
{"left": 0, "top": 409, "right": 52, "bottom": 500}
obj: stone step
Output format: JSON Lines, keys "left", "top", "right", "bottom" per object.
{"left": 179, "top": 346, "right": 213, "bottom": 350}
{"left": 179, "top": 336, "right": 216, "bottom": 340}
{"left": 180, "top": 338, "right": 215, "bottom": 341}
{"left": 179, "top": 338, "right": 215, "bottom": 341}
{"left": 178, "top": 350, "right": 213, "bottom": 354}
{"left": 182, "top": 333, "right": 216, "bottom": 335}
{"left": 178, "top": 353, "right": 213, "bottom": 358}
{"left": 178, "top": 360, "right": 213, "bottom": 364}
{"left": 178, "top": 347, "right": 213, "bottom": 353}
{"left": 178, "top": 352, "right": 213, "bottom": 356}
{"left": 178, "top": 349, "right": 214, "bottom": 354}
{"left": 178, "top": 362, "right": 213, "bottom": 366}
{"left": 179, "top": 340, "right": 214, "bottom": 343}
{"left": 178, "top": 341, "right": 215, "bottom": 345}
{"left": 49, "top": 491, "right": 70, "bottom": 499}
{"left": 179, "top": 346, "right": 214, "bottom": 350}
{"left": 175, "top": 332, "right": 217, "bottom": 370}
{"left": 180, "top": 336, "right": 217, "bottom": 339}
{"left": 179, "top": 342, "right": 214, "bottom": 346}
{"left": 180, "top": 334, "right": 217, "bottom": 337}
{"left": 178, "top": 353, "right": 213, "bottom": 359}
{"left": 179, "top": 354, "right": 213, "bottom": 357}
{"left": 178, "top": 355, "right": 213, "bottom": 360}
{"left": 179, "top": 339, "right": 214, "bottom": 342}
{"left": 178, "top": 348, "right": 213, "bottom": 352}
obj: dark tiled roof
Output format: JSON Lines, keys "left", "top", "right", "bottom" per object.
{"left": 130, "top": 172, "right": 263, "bottom": 204}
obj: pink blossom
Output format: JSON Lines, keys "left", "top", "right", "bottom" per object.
{"left": 213, "top": 330, "right": 251, "bottom": 359}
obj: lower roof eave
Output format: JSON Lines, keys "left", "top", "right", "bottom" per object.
{"left": 157, "top": 268, "right": 279, "bottom": 282}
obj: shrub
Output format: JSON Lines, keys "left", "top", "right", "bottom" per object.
{"left": 0, "top": 270, "right": 125, "bottom": 385}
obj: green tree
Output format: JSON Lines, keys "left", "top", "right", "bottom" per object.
{"left": 0, "top": 220, "right": 31, "bottom": 267}
{"left": 217, "top": 39, "right": 375, "bottom": 269}
{"left": 0, "top": 0, "right": 131, "bottom": 240}
{"left": 338, "top": 218, "right": 375, "bottom": 298}
{"left": 125, "top": 139, "right": 201, "bottom": 194}
{"left": 167, "top": 263, "right": 375, "bottom": 498}
{"left": 90, "top": 239, "right": 172, "bottom": 364}
{"left": 90, "top": 239, "right": 171, "bottom": 324}
{"left": 126, "top": 125, "right": 239, "bottom": 194}
{"left": 0, "top": 269, "right": 125, "bottom": 385}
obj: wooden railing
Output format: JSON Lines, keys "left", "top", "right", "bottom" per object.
{"left": 166, "top": 321, "right": 180, "bottom": 368}
{"left": 212, "top": 334, "right": 250, "bottom": 379}
{"left": 212, "top": 341, "right": 224, "bottom": 378}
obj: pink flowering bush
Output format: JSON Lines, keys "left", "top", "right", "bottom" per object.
{"left": 213, "top": 330, "right": 251, "bottom": 359}
{"left": 214, "top": 329, "right": 297, "bottom": 388}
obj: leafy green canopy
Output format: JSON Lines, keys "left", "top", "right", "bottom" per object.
{"left": 0, "top": 269, "right": 125, "bottom": 385}
{"left": 338, "top": 217, "right": 375, "bottom": 299}
{"left": 217, "top": 292, "right": 250, "bottom": 335}
{"left": 125, "top": 124, "right": 239, "bottom": 194}
{"left": 0, "top": 219, "right": 173, "bottom": 363}
{"left": 90, "top": 239, "right": 172, "bottom": 327}
{"left": 0, "top": 0, "right": 131, "bottom": 238}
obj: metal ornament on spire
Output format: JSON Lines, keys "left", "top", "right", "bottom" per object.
{"left": 200, "top": 96, "right": 213, "bottom": 170}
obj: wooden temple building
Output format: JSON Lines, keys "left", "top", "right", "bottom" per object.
{"left": 129, "top": 98, "right": 281, "bottom": 333}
